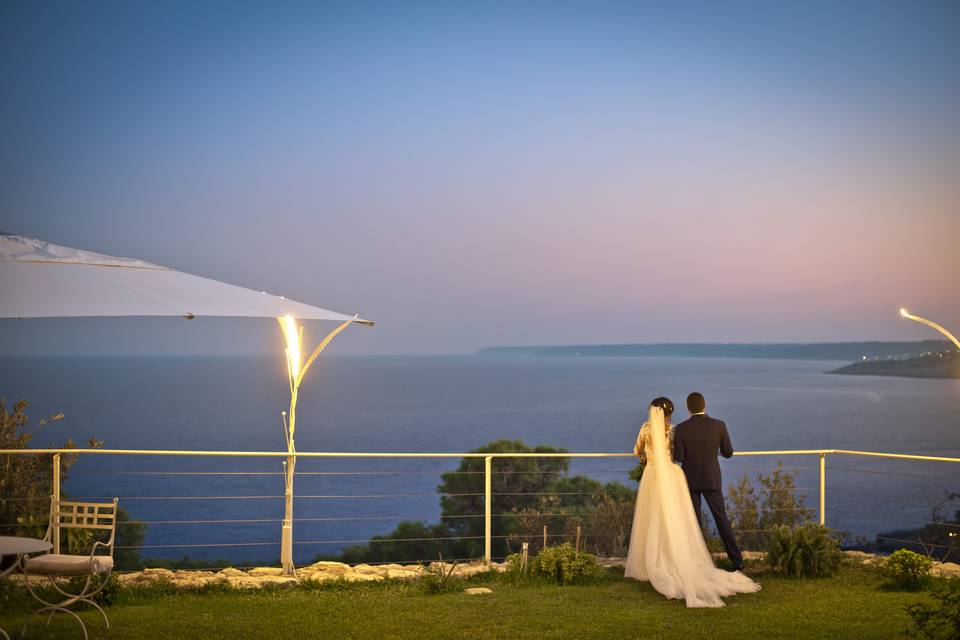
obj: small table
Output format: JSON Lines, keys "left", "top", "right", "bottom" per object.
{"left": 0, "top": 536, "right": 52, "bottom": 640}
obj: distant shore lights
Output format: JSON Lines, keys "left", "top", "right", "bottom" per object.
{"left": 277, "top": 313, "right": 357, "bottom": 576}
{"left": 899, "top": 308, "right": 960, "bottom": 351}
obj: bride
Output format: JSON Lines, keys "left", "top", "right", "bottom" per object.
{"left": 624, "top": 397, "right": 760, "bottom": 607}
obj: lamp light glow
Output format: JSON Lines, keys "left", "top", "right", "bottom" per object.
{"left": 280, "top": 315, "right": 302, "bottom": 382}
{"left": 899, "top": 308, "right": 960, "bottom": 351}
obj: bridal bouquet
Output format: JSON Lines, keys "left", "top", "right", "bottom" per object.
{"left": 629, "top": 454, "right": 646, "bottom": 482}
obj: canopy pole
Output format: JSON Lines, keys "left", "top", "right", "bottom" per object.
{"left": 278, "top": 317, "right": 354, "bottom": 576}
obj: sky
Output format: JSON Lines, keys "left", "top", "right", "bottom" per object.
{"left": 1, "top": 1, "right": 958, "bottom": 355}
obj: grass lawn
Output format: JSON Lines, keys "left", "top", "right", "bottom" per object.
{"left": 0, "top": 563, "right": 931, "bottom": 639}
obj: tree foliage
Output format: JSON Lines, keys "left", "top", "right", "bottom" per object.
{"left": 438, "top": 439, "right": 572, "bottom": 558}
{"left": 0, "top": 398, "right": 145, "bottom": 569}
{"left": 339, "top": 521, "right": 457, "bottom": 564}
{"left": 1, "top": 398, "right": 87, "bottom": 540}
{"left": 327, "top": 439, "right": 637, "bottom": 564}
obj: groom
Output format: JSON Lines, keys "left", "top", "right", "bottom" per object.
{"left": 673, "top": 392, "right": 744, "bottom": 571}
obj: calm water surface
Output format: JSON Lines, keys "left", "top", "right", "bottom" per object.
{"left": 2, "top": 355, "right": 957, "bottom": 563}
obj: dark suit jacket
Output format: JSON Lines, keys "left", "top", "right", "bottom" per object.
{"left": 673, "top": 414, "right": 733, "bottom": 491}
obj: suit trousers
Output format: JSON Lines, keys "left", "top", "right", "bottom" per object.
{"left": 690, "top": 489, "right": 743, "bottom": 566}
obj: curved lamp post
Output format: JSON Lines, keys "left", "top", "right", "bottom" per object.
{"left": 899, "top": 308, "right": 960, "bottom": 351}
{"left": 278, "top": 315, "right": 356, "bottom": 575}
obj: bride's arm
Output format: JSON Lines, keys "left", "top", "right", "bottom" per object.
{"left": 633, "top": 426, "right": 646, "bottom": 458}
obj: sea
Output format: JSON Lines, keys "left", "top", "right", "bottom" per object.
{"left": 1, "top": 355, "right": 958, "bottom": 565}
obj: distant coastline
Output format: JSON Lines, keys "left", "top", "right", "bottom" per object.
{"left": 829, "top": 351, "right": 959, "bottom": 379}
{"left": 476, "top": 340, "right": 950, "bottom": 362}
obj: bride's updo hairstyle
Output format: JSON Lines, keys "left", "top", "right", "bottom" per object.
{"left": 650, "top": 396, "right": 674, "bottom": 418}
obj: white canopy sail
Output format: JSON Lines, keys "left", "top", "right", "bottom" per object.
{"left": 0, "top": 233, "right": 372, "bottom": 325}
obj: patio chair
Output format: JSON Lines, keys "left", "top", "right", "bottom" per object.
{"left": 21, "top": 496, "right": 119, "bottom": 640}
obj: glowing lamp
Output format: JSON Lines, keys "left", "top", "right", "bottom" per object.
{"left": 275, "top": 314, "right": 357, "bottom": 575}
{"left": 899, "top": 308, "right": 960, "bottom": 351}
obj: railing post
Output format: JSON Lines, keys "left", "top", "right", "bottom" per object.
{"left": 818, "top": 452, "right": 826, "bottom": 527}
{"left": 52, "top": 454, "right": 61, "bottom": 554}
{"left": 484, "top": 456, "right": 492, "bottom": 567}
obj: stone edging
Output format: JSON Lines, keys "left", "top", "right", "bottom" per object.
{"left": 113, "top": 560, "right": 507, "bottom": 590}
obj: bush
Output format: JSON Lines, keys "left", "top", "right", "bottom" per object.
{"left": 418, "top": 560, "right": 464, "bottom": 594}
{"left": 906, "top": 578, "right": 960, "bottom": 640}
{"left": 727, "top": 464, "right": 815, "bottom": 551}
{"left": 530, "top": 543, "right": 602, "bottom": 585}
{"left": 882, "top": 549, "right": 933, "bottom": 591}
{"left": 583, "top": 484, "right": 635, "bottom": 557}
{"left": 766, "top": 523, "right": 842, "bottom": 578}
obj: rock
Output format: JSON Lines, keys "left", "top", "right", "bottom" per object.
{"left": 464, "top": 587, "right": 492, "bottom": 595}
{"left": 258, "top": 576, "right": 298, "bottom": 587}
{"left": 933, "top": 562, "right": 960, "bottom": 578}
{"left": 350, "top": 564, "right": 383, "bottom": 575}
{"left": 116, "top": 572, "right": 148, "bottom": 584}
{"left": 142, "top": 568, "right": 175, "bottom": 580}
{"left": 114, "top": 561, "right": 444, "bottom": 591}
{"left": 172, "top": 572, "right": 223, "bottom": 589}
{"left": 223, "top": 576, "right": 254, "bottom": 589}
{"left": 454, "top": 564, "right": 491, "bottom": 577}
{"left": 305, "top": 572, "right": 336, "bottom": 584}
{"left": 386, "top": 569, "right": 421, "bottom": 580}
{"left": 223, "top": 575, "right": 297, "bottom": 589}
{"left": 843, "top": 551, "right": 881, "bottom": 566}
{"left": 304, "top": 561, "right": 351, "bottom": 575}
{"left": 343, "top": 572, "right": 384, "bottom": 582}
{"left": 597, "top": 557, "right": 626, "bottom": 567}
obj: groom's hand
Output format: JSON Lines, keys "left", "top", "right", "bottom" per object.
{"left": 720, "top": 422, "right": 734, "bottom": 459}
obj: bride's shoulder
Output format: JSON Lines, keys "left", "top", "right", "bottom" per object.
{"left": 639, "top": 421, "right": 651, "bottom": 433}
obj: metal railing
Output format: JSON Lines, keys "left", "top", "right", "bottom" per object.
{"left": 1, "top": 447, "right": 957, "bottom": 567}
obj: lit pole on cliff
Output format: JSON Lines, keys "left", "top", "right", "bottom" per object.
{"left": 278, "top": 314, "right": 357, "bottom": 576}
{"left": 899, "top": 308, "right": 960, "bottom": 351}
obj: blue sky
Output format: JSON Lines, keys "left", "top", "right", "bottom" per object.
{"left": 2, "top": 1, "right": 958, "bottom": 354}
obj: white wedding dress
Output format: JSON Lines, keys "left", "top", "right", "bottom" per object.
{"left": 624, "top": 406, "right": 760, "bottom": 607}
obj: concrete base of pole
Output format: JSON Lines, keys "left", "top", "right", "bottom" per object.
{"left": 281, "top": 523, "right": 294, "bottom": 575}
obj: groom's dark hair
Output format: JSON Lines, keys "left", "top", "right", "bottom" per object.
{"left": 687, "top": 392, "right": 706, "bottom": 414}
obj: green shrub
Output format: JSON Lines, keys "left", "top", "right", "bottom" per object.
{"left": 504, "top": 552, "right": 525, "bottom": 574}
{"left": 530, "top": 543, "right": 602, "bottom": 585}
{"left": 882, "top": 549, "right": 933, "bottom": 591}
{"left": 766, "top": 523, "right": 842, "bottom": 578}
{"left": 418, "top": 560, "right": 463, "bottom": 594}
{"left": 906, "top": 578, "right": 960, "bottom": 640}
{"left": 502, "top": 551, "right": 546, "bottom": 586}
{"left": 727, "top": 464, "right": 815, "bottom": 551}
